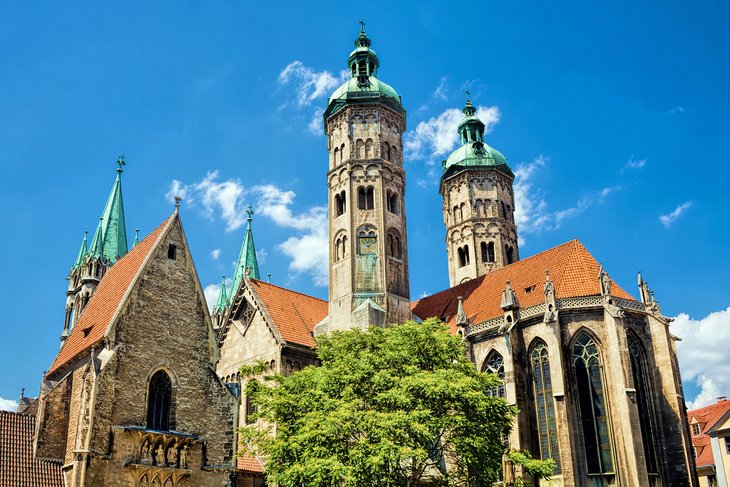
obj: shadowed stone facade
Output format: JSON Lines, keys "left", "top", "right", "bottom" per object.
{"left": 35, "top": 212, "right": 238, "bottom": 486}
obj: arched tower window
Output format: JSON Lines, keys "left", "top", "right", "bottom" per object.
{"left": 457, "top": 245, "right": 471, "bottom": 268}
{"left": 387, "top": 229, "right": 403, "bottom": 259}
{"left": 356, "top": 139, "right": 364, "bottom": 159}
{"left": 530, "top": 340, "right": 561, "bottom": 473}
{"left": 505, "top": 245, "right": 515, "bottom": 264}
{"left": 387, "top": 191, "right": 400, "bottom": 215}
{"left": 333, "top": 147, "right": 340, "bottom": 165}
{"left": 481, "top": 241, "right": 496, "bottom": 263}
{"left": 391, "top": 146, "right": 398, "bottom": 164}
{"left": 628, "top": 334, "right": 660, "bottom": 480}
{"left": 147, "top": 370, "right": 173, "bottom": 431}
{"left": 365, "top": 139, "right": 373, "bottom": 158}
{"left": 573, "top": 333, "right": 614, "bottom": 475}
{"left": 335, "top": 191, "right": 346, "bottom": 217}
{"left": 482, "top": 351, "right": 505, "bottom": 398}
{"left": 358, "top": 187, "right": 374, "bottom": 210}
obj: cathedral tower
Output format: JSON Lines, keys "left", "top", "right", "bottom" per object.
{"left": 440, "top": 97, "right": 518, "bottom": 287}
{"left": 62, "top": 157, "right": 128, "bottom": 341}
{"left": 322, "top": 25, "right": 410, "bottom": 332}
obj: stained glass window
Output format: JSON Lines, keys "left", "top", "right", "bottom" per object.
{"left": 147, "top": 370, "right": 172, "bottom": 431}
{"left": 531, "top": 340, "right": 561, "bottom": 473}
{"left": 483, "top": 351, "right": 505, "bottom": 398}
{"left": 628, "top": 334, "right": 660, "bottom": 477}
{"left": 573, "top": 333, "right": 614, "bottom": 474}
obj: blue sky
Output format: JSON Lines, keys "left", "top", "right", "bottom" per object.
{"left": 1, "top": 1, "right": 728, "bottom": 411}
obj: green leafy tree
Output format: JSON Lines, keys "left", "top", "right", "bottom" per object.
{"left": 240, "top": 319, "right": 529, "bottom": 486}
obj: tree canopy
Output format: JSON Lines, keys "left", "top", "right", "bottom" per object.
{"left": 240, "top": 318, "right": 523, "bottom": 486}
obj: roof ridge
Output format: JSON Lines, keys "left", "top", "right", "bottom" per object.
{"left": 251, "top": 279, "right": 327, "bottom": 303}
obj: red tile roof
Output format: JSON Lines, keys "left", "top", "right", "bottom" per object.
{"left": 237, "top": 450, "right": 265, "bottom": 474}
{"left": 412, "top": 240, "right": 634, "bottom": 333}
{"left": 687, "top": 399, "right": 730, "bottom": 467}
{"left": 0, "top": 411, "right": 64, "bottom": 486}
{"left": 250, "top": 280, "right": 328, "bottom": 348}
{"left": 48, "top": 217, "right": 172, "bottom": 375}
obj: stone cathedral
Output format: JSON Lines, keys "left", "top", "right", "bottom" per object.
{"left": 2, "top": 27, "right": 698, "bottom": 487}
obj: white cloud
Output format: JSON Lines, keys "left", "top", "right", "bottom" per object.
{"left": 203, "top": 283, "right": 221, "bottom": 312}
{"left": 254, "top": 184, "right": 328, "bottom": 286}
{"left": 211, "top": 249, "right": 221, "bottom": 260}
{"left": 513, "top": 155, "right": 621, "bottom": 238}
{"left": 167, "top": 171, "right": 247, "bottom": 232}
{"left": 404, "top": 105, "right": 500, "bottom": 166}
{"left": 0, "top": 397, "right": 18, "bottom": 412}
{"left": 660, "top": 201, "right": 693, "bottom": 228}
{"left": 433, "top": 77, "right": 448, "bottom": 100}
{"left": 307, "top": 107, "right": 325, "bottom": 136}
{"left": 673, "top": 307, "right": 730, "bottom": 408}
{"left": 256, "top": 248, "right": 268, "bottom": 265}
{"left": 167, "top": 174, "right": 328, "bottom": 287}
{"left": 278, "top": 61, "right": 348, "bottom": 108}
{"left": 623, "top": 155, "right": 646, "bottom": 170}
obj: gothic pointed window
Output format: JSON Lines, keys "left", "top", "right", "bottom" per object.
{"left": 531, "top": 340, "right": 561, "bottom": 473}
{"left": 147, "top": 370, "right": 172, "bottom": 431}
{"left": 573, "top": 332, "right": 614, "bottom": 475}
{"left": 482, "top": 351, "right": 505, "bottom": 398}
{"left": 628, "top": 334, "right": 660, "bottom": 480}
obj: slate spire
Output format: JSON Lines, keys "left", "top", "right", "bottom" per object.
{"left": 230, "top": 206, "right": 260, "bottom": 297}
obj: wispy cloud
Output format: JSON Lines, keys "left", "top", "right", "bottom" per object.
{"left": 668, "top": 106, "right": 685, "bottom": 115}
{"left": 514, "top": 155, "right": 621, "bottom": 239}
{"left": 623, "top": 155, "right": 646, "bottom": 171}
{"left": 210, "top": 249, "right": 221, "bottom": 260}
{"left": 307, "top": 107, "right": 325, "bottom": 136}
{"left": 278, "top": 61, "right": 348, "bottom": 107}
{"left": 255, "top": 184, "right": 328, "bottom": 286}
{"left": 405, "top": 104, "right": 500, "bottom": 169}
{"left": 168, "top": 173, "right": 327, "bottom": 286}
{"left": 0, "top": 397, "right": 18, "bottom": 412}
{"left": 673, "top": 306, "right": 730, "bottom": 408}
{"left": 433, "top": 77, "right": 448, "bottom": 100}
{"left": 167, "top": 171, "right": 247, "bottom": 231}
{"left": 659, "top": 201, "right": 693, "bottom": 228}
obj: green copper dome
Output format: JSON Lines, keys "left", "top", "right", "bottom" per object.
{"left": 444, "top": 141, "right": 507, "bottom": 169}
{"left": 325, "top": 24, "right": 404, "bottom": 118}
{"left": 442, "top": 98, "right": 510, "bottom": 173}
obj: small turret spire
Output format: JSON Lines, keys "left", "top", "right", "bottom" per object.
{"left": 88, "top": 217, "right": 105, "bottom": 259}
{"left": 214, "top": 276, "right": 229, "bottom": 313}
{"left": 230, "top": 205, "right": 260, "bottom": 297}
{"left": 133, "top": 229, "right": 140, "bottom": 247}
{"left": 72, "top": 231, "right": 88, "bottom": 270}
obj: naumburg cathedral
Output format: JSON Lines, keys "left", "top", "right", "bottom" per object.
{"left": 1, "top": 27, "right": 698, "bottom": 487}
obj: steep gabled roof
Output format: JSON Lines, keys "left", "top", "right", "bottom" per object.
{"left": 249, "top": 279, "right": 327, "bottom": 348}
{"left": 0, "top": 411, "right": 64, "bottom": 486}
{"left": 47, "top": 216, "right": 172, "bottom": 375}
{"left": 687, "top": 399, "right": 730, "bottom": 467}
{"left": 412, "top": 240, "right": 634, "bottom": 332}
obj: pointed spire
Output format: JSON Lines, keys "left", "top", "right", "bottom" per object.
{"left": 88, "top": 217, "right": 105, "bottom": 259}
{"left": 72, "top": 231, "right": 88, "bottom": 270}
{"left": 95, "top": 156, "right": 128, "bottom": 263}
{"left": 230, "top": 206, "right": 261, "bottom": 296}
{"left": 456, "top": 296, "right": 469, "bottom": 327}
{"left": 214, "top": 276, "right": 229, "bottom": 313}
{"left": 133, "top": 229, "right": 140, "bottom": 247}
{"left": 500, "top": 281, "right": 519, "bottom": 310}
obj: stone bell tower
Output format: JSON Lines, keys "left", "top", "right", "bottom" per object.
{"left": 440, "top": 97, "right": 518, "bottom": 287}
{"left": 321, "top": 25, "right": 410, "bottom": 333}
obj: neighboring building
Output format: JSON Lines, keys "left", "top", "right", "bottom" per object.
{"left": 5, "top": 26, "right": 699, "bottom": 487}
{"left": 688, "top": 398, "right": 730, "bottom": 487}
{"left": 0, "top": 410, "right": 64, "bottom": 486}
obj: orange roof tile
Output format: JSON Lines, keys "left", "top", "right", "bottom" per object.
{"left": 249, "top": 280, "right": 328, "bottom": 348}
{"left": 47, "top": 217, "right": 172, "bottom": 376}
{"left": 687, "top": 399, "right": 730, "bottom": 467}
{"left": 412, "top": 240, "right": 635, "bottom": 333}
{"left": 0, "top": 411, "right": 64, "bottom": 486}
{"left": 237, "top": 450, "right": 265, "bottom": 474}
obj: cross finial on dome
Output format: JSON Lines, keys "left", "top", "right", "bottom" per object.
{"left": 116, "top": 154, "right": 125, "bottom": 173}
{"left": 246, "top": 205, "right": 254, "bottom": 222}
{"left": 359, "top": 19, "right": 365, "bottom": 33}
